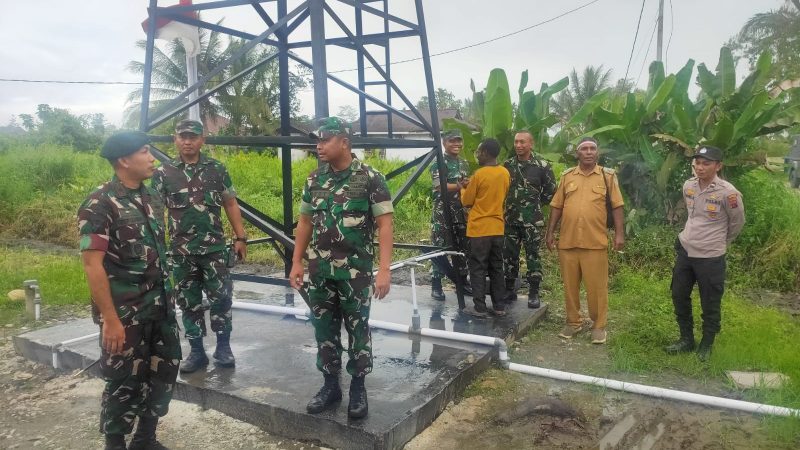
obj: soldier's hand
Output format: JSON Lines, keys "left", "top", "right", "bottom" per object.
{"left": 102, "top": 319, "right": 126, "bottom": 355}
{"left": 234, "top": 240, "right": 247, "bottom": 262}
{"left": 289, "top": 263, "right": 305, "bottom": 290}
{"left": 374, "top": 268, "right": 391, "bottom": 299}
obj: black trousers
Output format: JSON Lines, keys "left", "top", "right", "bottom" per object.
{"left": 468, "top": 235, "right": 505, "bottom": 311}
{"left": 670, "top": 239, "right": 726, "bottom": 335}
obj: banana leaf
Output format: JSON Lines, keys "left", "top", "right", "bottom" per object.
{"left": 716, "top": 47, "right": 736, "bottom": 99}
{"left": 483, "top": 69, "right": 513, "bottom": 142}
{"left": 645, "top": 74, "right": 676, "bottom": 117}
{"left": 564, "top": 89, "right": 611, "bottom": 128}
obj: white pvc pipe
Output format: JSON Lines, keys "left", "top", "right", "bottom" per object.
{"left": 368, "top": 319, "right": 411, "bottom": 334}
{"left": 232, "top": 301, "right": 309, "bottom": 318}
{"left": 508, "top": 363, "right": 800, "bottom": 418}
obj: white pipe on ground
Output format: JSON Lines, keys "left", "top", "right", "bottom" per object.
{"left": 508, "top": 363, "right": 800, "bottom": 418}
{"left": 229, "top": 300, "right": 510, "bottom": 365}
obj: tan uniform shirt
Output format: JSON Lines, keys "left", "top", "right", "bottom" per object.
{"left": 678, "top": 176, "right": 745, "bottom": 258}
{"left": 550, "top": 165, "right": 624, "bottom": 250}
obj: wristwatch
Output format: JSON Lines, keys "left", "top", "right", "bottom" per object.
{"left": 234, "top": 236, "right": 248, "bottom": 243}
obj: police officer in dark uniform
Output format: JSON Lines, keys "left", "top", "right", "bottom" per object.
{"left": 665, "top": 146, "right": 745, "bottom": 361}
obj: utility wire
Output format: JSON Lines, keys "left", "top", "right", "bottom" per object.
{"left": 665, "top": 0, "right": 674, "bottom": 70}
{"left": 624, "top": 0, "right": 648, "bottom": 82}
{"left": 635, "top": 18, "right": 659, "bottom": 86}
{"left": 1, "top": 0, "right": 603, "bottom": 84}
{"left": 330, "top": 0, "right": 602, "bottom": 73}
{"left": 0, "top": 78, "right": 141, "bottom": 85}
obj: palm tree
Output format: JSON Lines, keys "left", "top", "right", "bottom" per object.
{"left": 729, "top": 1, "right": 800, "bottom": 85}
{"left": 125, "top": 21, "right": 309, "bottom": 135}
{"left": 551, "top": 65, "right": 613, "bottom": 121}
{"left": 124, "top": 22, "right": 226, "bottom": 129}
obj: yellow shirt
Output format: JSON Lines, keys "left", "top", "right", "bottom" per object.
{"left": 460, "top": 165, "right": 511, "bottom": 237}
{"left": 550, "top": 165, "right": 624, "bottom": 249}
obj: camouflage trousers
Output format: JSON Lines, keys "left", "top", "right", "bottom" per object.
{"left": 99, "top": 316, "right": 181, "bottom": 435}
{"left": 172, "top": 251, "right": 233, "bottom": 339}
{"left": 430, "top": 221, "right": 470, "bottom": 281}
{"left": 503, "top": 225, "right": 544, "bottom": 286}
{"left": 308, "top": 274, "right": 373, "bottom": 377}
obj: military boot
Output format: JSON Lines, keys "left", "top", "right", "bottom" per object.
{"left": 697, "top": 333, "right": 716, "bottom": 362}
{"left": 664, "top": 328, "right": 695, "bottom": 354}
{"left": 104, "top": 434, "right": 126, "bottom": 450}
{"left": 213, "top": 332, "right": 235, "bottom": 368}
{"left": 307, "top": 373, "right": 342, "bottom": 414}
{"left": 503, "top": 279, "right": 517, "bottom": 302}
{"left": 180, "top": 337, "right": 209, "bottom": 373}
{"left": 527, "top": 277, "right": 541, "bottom": 309}
{"left": 348, "top": 376, "right": 369, "bottom": 419}
{"left": 128, "top": 416, "right": 168, "bottom": 450}
{"left": 431, "top": 278, "right": 445, "bottom": 301}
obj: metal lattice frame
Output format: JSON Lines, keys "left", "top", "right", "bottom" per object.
{"left": 139, "top": 0, "right": 467, "bottom": 307}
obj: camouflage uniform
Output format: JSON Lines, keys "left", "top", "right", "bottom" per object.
{"left": 152, "top": 154, "right": 236, "bottom": 339}
{"left": 299, "top": 158, "right": 393, "bottom": 377}
{"left": 430, "top": 154, "right": 470, "bottom": 280}
{"left": 503, "top": 155, "right": 557, "bottom": 287}
{"left": 78, "top": 176, "right": 181, "bottom": 435}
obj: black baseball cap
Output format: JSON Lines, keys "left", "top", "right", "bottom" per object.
{"left": 692, "top": 146, "right": 723, "bottom": 162}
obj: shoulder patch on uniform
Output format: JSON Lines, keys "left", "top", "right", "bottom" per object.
{"left": 602, "top": 167, "right": 615, "bottom": 174}
{"left": 727, "top": 193, "right": 739, "bottom": 209}
{"left": 561, "top": 167, "right": 575, "bottom": 176}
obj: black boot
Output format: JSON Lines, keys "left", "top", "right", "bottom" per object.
{"left": 664, "top": 327, "right": 695, "bottom": 354}
{"left": 307, "top": 373, "right": 342, "bottom": 414}
{"left": 697, "top": 333, "right": 716, "bottom": 362}
{"left": 180, "top": 337, "right": 209, "bottom": 373}
{"left": 431, "top": 278, "right": 445, "bottom": 301}
{"left": 348, "top": 376, "right": 369, "bottom": 419}
{"left": 213, "top": 332, "right": 235, "bottom": 368}
{"left": 527, "top": 278, "right": 541, "bottom": 309}
{"left": 128, "top": 416, "right": 168, "bottom": 450}
{"left": 104, "top": 434, "right": 126, "bottom": 450}
{"left": 503, "top": 279, "right": 517, "bottom": 302}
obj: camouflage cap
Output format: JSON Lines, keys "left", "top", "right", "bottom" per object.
{"left": 175, "top": 119, "right": 204, "bottom": 135}
{"left": 309, "top": 116, "right": 351, "bottom": 140}
{"left": 100, "top": 131, "right": 150, "bottom": 160}
{"left": 693, "top": 145, "right": 723, "bottom": 162}
{"left": 442, "top": 129, "right": 463, "bottom": 141}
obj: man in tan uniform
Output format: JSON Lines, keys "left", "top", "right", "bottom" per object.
{"left": 665, "top": 146, "right": 744, "bottom": 361}
{"left": 545, "top": 137, "right": 624, "bottom": 344}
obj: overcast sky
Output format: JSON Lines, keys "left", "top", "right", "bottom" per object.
{"left": 0, "top": 0, "right": 782, "bottom": 128}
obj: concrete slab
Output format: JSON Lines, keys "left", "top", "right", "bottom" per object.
{"left": 14, "top": 281, "right": 547, "bottom": 450}
{"left": 726, "top": 371, "right": 789, "bottom": 389}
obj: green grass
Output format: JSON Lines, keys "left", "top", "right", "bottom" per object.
{"left": 608, "top": 267, "right": 800, "bottom": 445}
{"left": 0, "top": 245, "right": 88, "bottom": 325}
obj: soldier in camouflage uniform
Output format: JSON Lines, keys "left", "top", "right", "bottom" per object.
{"left": 430, "top": 129, "right": 472, "bottom": 300}
{"left": 78, "top": 131, "right": 181, "bottom": 450}
{"left": 503, "top": 131, "right": 556, "bottom": 308}
{"left": 151, "top": 120, "right": 248, "bottom": 373}
{"left": 289, "top": 117, "right": 394, "bottom": 419}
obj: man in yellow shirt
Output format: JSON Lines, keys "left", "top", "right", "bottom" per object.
{"left": 545, "top": 137, "right": 624, "bottom": 344}
{"left": 460, "top": 138, "right": 511, "bottom": 316}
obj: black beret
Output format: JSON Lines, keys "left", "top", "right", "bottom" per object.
{"left": 101, "top": 131, "right": 150, "bottom": 160}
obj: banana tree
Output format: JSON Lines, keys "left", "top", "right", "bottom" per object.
{"left": 443, "top": 68, "right": 567, "bottom": 166}
{"left": 557, "top": 47, "right": 800, "bottom": 221}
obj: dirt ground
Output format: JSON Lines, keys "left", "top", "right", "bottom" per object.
{"left": 1, "top": 253, "right": 795, "bottom": 449}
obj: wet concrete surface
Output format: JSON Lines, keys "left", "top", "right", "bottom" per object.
{"left": 13, "top": 281, "right": 547, "bottom": 450}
